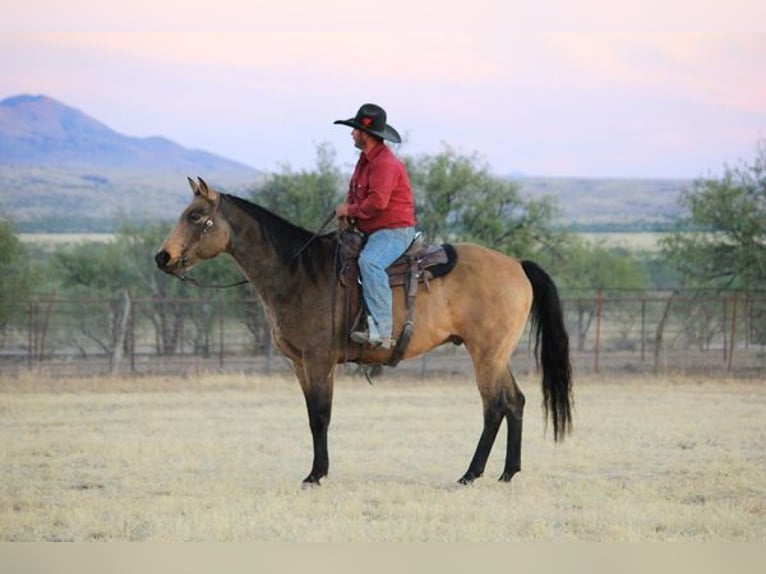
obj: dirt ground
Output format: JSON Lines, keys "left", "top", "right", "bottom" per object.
{"left": 1, "top": 371, "right": 764, "bottom": 541}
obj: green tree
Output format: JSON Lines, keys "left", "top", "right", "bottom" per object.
{"left": 660, "top": 140, "right": 766, "bottom": 291}
{"left": 53, "top": 240, "right": 134, "bottom": 296}
{"left": 121, "top": 220, "right": 254, "bottom": 355}
{"left": 0, "top": 220, "right": 36, "bottom": 329}
{"left": 458, "top": 176, "right": 561, "bottom": 259}
{"left": 50, "top": 221, "right": 253, "bottom": 355}
{"left": 405, "top": 146, "right": 564, "bottom": 258}
{"left": 552, "top": 240, "right": 649, "bottom": 294}
{"left": 544, "top": 239, "right": 649, "bottom": 351}
{"left": 250, "top": 142, "right": 344, "bottom": 230}
{"left": 405, "top": 147, "right": 482, "bottom": 243}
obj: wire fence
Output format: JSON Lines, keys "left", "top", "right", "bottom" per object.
{"left": 1, "top": 291, "right": 764, "bottom": 379}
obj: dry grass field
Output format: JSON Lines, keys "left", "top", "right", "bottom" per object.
{"left": 1, "top": 371, "right": 764, "bottom": 542}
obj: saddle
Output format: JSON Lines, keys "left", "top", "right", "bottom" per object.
{"left": 337, "top": 230, "right": 457, "bottom": 366}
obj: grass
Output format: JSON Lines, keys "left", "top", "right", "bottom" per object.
{"left": 578, "top": 231, "right": 670, "bottom": 252}
{"left": 1, "top": 372, "right": 764, "bottom": 541}
{"left": 18, "top": 233, "right": 115, "bottom": 248}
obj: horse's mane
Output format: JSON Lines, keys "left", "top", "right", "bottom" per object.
{"left": 223, "top": 194, "right": 329, "bottom": 282}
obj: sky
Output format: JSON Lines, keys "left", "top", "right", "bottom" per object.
{"left": 2, "top": 1, "right": 765, "bottom": 179}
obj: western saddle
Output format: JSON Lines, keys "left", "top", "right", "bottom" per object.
{"left": 336, "top": 230, "right": 456, "bottom": 366}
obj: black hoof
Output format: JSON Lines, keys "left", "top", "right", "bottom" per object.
{"left": 498, "top": 469, "right": 519, "bottom": 483}
{"left": 302, "top": 475, "right": 322, "bottom": 488}
{"left": 458, "top": 472, "right": 480, "bottom": 485}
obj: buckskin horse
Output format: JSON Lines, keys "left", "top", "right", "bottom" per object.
{"left": 155, "top": 177, "right": 573, "bottom": 486}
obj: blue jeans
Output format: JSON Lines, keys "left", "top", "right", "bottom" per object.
{"left": 358, "top": 226, "right": 417, "bottom": 339}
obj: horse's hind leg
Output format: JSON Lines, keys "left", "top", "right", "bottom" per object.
{"left": 459, "top": 360, "right": 525, "bottom": 485}
{"left": 499, "top": 369, "right": 525, "bottom": 482}
{"left": 459, "top": 394, "right": 505, "bottom": 485}
{"left": 459, "top": 359, "right": 513, "bottom": 485}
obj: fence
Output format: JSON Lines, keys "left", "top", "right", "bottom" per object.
{"left": 1, "top": 291, "right": 764, "bottom": 379}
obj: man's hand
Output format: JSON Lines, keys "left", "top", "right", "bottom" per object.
{"left": 335, "top": 202, "right": 349, "bottom": 218}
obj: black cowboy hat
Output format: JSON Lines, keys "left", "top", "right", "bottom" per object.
{"left": 333, "top": 103, "right": 402, "bottom": 143}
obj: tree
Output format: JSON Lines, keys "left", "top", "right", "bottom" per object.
{"left": 660, "top": 140, "right": 766, "bottom": 291}
{"left": 405, "top": 146, "right": 564, "bottom": 258}
{"left": 552, "top": 240, "right": 649, "bottom": 294}
{"left": 250, "top": 142, "right": 344, "bottom": 230}
{"left": 52, "top": 240, "right": 135, "bottom": 296}
{"left": 659, "top": 141, "right": 766, "bottom": 347}
{"left": 117, "top": 219, "right": 253, "bottom": 355}
{"left": 50, "top": 221, "right": 252, "bottom": 356}
{"left": 405, "top": 147, "right": 483, "bottom": 243}
{"left": 0, "top": 220, "right": 36, "bottom": 329}
{"left": 458, "top": 175, "right": 561, "bottom": 259}
{"left": 544, "top": 239, "right": 649, "bottom": 351}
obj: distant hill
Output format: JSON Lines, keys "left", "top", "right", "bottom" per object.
{"left": 1, "top": 94, "right": 691, "bottom": 233}
{"left": 514, "top": 176, "right": 690, "bottom": 231}
{"left": 0, "top": 94, "right": 263, "bottom": 231}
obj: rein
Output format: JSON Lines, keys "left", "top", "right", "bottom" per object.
{"left": 176, "top": 273, "right": 250, "bottom": 289}
{"left": 291, "top": 211, "right": 336, "bottom": 261}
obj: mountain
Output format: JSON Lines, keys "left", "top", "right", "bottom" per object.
{"left": 513, "top": 175, "right": 689, "bottom": 230}
{"left": 1, "top": 94, "right": 690, "bottom": 233}
{"left": 0, "top": 94, "right": 263, "bottom": 231}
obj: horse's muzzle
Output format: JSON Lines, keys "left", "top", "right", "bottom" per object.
{"left": 154, "top": 250, "right": 172, "bottom": 272}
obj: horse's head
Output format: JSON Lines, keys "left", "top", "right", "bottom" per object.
{"left": 155, "top": 177, "right": 232, "bottom": 276}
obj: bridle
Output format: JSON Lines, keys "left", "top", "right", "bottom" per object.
{"left": 173, "top": 197, "right": 250, "bottom": 290}
{"left": 170, "top": 203, "right": 338, "bottom": 289}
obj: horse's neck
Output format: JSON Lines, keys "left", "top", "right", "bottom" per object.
{"left": 223, "top": 203, "right": 287, "bottom": 284}
{"left": 222, "top": 199, "right": 330, "bottom": 304}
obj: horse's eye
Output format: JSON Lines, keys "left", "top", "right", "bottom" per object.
{"left": 188, "top": 211, "right": 204, "bottom": 224}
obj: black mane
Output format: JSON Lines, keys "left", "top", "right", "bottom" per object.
{"left": 223, "top": 194, "right": 330, "bottom": 282}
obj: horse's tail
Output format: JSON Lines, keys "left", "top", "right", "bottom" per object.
{"left": 521, "top": 260, "right": 573, "bottom": 441}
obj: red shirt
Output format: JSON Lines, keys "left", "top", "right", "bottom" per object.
{"left": 347, "top": 142, "right": 417, "bottom": 234}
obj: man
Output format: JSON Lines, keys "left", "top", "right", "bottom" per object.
{"left": 334, "top": 103, "right": 417, "bottom": 349}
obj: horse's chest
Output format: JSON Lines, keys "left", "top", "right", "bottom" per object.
{"left": 271, "top": 329, "right": 301, "bottom": 361}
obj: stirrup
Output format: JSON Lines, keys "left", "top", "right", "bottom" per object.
{"left": 350, "top": 330, "right": 395, "bottom": 350}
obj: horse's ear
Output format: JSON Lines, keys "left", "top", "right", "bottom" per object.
{"left": 195, "top": 177, "right": 219, "bottom": 202}
{"left": 188, "top": 176, "right": 199, "bottom": 195}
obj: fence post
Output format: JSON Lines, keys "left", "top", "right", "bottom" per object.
{"left": 266, "top": 341, "right": 274, "bottom": 374}
{"left": 727, "top": 294, "right": 738, "bottom": 374}
{"left": 654, "top": 291, "right": 675, "bottom": 373}
{"left": 219, "top": 299, "right": 225, "bottom": 369}
{"left": 640, "top": 298, "right": 646, "bottom": 363}
{"left": 722, "top": 298, "right": 728, "bottom": 364}
{"left": 594, "top": 289, "right": 603, "bottom": 373}
{"left": 38, "top": 290, "right": 56, "bottom": 363}
{"left": 27, "top": 299, "right": 38, "bottom": 369}
{"left": 111, "top": 290, "right": 131, "bottom": 376}
{"left": 129, "top": 297, "right": 136, "bottom": 373}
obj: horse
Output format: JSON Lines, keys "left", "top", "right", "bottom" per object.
{"left": 155, "top": 177, "right": 573, "bottom": 486}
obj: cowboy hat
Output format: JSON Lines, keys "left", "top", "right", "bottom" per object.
{"left": 333, "top": 103, "right": 402, "bottom": 143}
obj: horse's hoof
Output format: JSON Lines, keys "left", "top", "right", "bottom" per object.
{"left": 498, "top": 469, "right": 519, "bottom": 483}
{"left": 457, "top": 474, "right": 476, "bottom": 486}
{"left": 301, "top": 476, "right": 322, "bottom": 489}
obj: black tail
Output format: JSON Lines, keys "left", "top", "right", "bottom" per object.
{"left": 521, "top": 260, "right": 573, "bottom": 441}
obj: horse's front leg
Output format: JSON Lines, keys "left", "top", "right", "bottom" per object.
{"left": 294, "top": 361, "right": 335, "bottom": 486}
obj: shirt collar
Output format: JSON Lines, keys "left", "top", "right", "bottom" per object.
{"left": 361, "top": 141, "right": 386, "bottom": 161}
